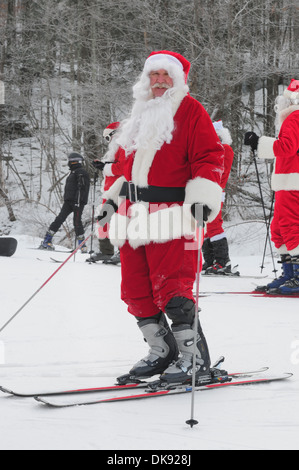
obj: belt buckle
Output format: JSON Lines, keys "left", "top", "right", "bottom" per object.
{"left": 128, "top": 182, "right": 138, "bottom": 203}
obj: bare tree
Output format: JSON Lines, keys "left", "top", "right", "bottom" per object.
{"left": 0, "top": 0, "right": 298, "bottom": 233}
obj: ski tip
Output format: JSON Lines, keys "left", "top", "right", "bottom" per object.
{"left": 186, "top": 418, "right": 199, "bottom": 428}
{"left": 34, "top": 397, "right": 54, "bottom": 406}
{"left": 0, "top": 386, "right": 13, "bottom": 395}
{"left": 283, "top": 373, "right": 293, "bottom": 379}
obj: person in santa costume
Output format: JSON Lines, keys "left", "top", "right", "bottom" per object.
{"left": 203, "top": 120, "right": 235, "bottom": 275}
{"left": 98, "top": 50, "right": 224, "bottom": 384}
{"left": 89, "top": 122, "right": 125, "bottom": 263}
{"left": 245, "top": 78, "right": 299, "bottom": 295}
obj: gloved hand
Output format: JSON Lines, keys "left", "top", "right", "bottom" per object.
{"left": 97, "top": 199, "right": 118, "bottom": 227}
{"left": 244, "top": 132, "right": 259, "bottom": 151}
{"left": 191, "top": 203, "right": 211, "bottom": 225}
{"left": 92, "top": 160, "right": 106, "bottom": 171}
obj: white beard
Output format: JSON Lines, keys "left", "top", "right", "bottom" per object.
{"left": 116, "top": 89, "right": 176, "bottom": 154}
{"left": 103, "top": 134, "right": 120, "bottom": 162}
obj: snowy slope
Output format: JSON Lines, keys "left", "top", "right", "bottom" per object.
{"left": 0, "top": 235, "right": 298, "bottom": 450}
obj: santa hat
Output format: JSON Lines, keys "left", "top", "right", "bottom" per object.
{"left": 283, "top": 79, "right": 299, "bottom": 103}
{"left": 213, "top": 120, "right": 232, "bottom": 146}
{"left": 103, "top": 122, "right": 120, "bottom": 141}
{"left": 133, "top": 50, "right": 190, "bottom": 101}
{"left": 143, "top": 50, "right": 191, "bottom": 84}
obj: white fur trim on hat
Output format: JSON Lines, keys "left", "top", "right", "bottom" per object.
{"left": 284, "top": 79, "right": 299, "bottom": 103}
{"left": 145, "top": 53, "right": 184, "bottom": 72}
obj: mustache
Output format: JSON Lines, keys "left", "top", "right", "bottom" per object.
{"left": 152, "top": 83, "right": 171, "bottom": 89}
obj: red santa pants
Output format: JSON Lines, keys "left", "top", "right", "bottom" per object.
{"left": 120, "top": 237, "right": 198, "bottom": 318}
{"left": 205, "top": 203, "right": 224, "bottom": 240}
{"left": 271, "top": 190, "right": 299, "bottom": 253}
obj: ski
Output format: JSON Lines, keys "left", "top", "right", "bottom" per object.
{"left": 0, "top": 366, "right": 269, "bottom": 399}
{"left": 34, "top": 373, "right": 292, "bottom": 408}
{"left": 50, "top": 258, "right": 64, "bottom": 264}
{"left": 36, "top": 257, "right": 66, "bottom": 264}
{"left": 202, "top": 273, "right": 268, "bottom": 279}
{"left": 262, "top": 293, "right": 299, "bottom": 298}
{"left": 196, "top": 291, "right": 299, "bottom": 298}
{"left": 30, "top": 248, "right": 73, "bottom": 254}
{"left": 37, "top": 257, "right": 72, "bottom": 264}
{"left": 0, "top": 381, "right": 148, "bottom": 398}
{"left": 197, "top": 291, "right": 261, "bottom": 297}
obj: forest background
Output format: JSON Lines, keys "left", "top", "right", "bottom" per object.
{"left": 0, "top": 0, "right": 298, "bottom": 245}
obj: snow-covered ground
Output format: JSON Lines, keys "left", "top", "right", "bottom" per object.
{"left": 0, "top": 234, "right": 298, "bottom": 450}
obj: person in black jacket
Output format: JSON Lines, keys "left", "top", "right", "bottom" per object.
{"left": 40, "top": 153, "right": 90, "bottom": 252}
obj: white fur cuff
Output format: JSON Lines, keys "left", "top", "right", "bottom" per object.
{"left": 258, "top": 136, "right": 276, "bottom": 160}
{"left": 103, "top": 176, "right": 126, "bottom": 205}
{"left": 184, "top": 177, "right": 222, "bottom": 222}
{"left": 103, "top": 163, "right": 115, "bottom": 177}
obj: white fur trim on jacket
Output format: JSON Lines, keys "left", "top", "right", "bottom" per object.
{"left": 184, "top": 177, "right": 223, "bottom": 223}
{"left": 107, "top": 177, "right": 223, "bottom": 249}
{"left": 258, "top": 135, "right": 299, "bottom": 191}
{"left": 279, "top": 105, "right": 299, "bottom": 124}
{"left": 109, "top": 212, "right": 130, "bottom": 248}
{"left": 108, "top": 203, "right": 197, "bottom": 250}
{"left": 103, "top": 176, "right": 126, "bottom": 204}
{"left": 131, "top": 147, "right": 157, "bottom": 187}
{"left": 271, "top": 168, "right": 299, "bottom": 192}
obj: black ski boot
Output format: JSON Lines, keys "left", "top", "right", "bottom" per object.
{"left": 204, "top": 238, "right": 232, "bottom": 275}
{"left": 161, "top": 297, "right": 211, "bottom": 384}
{"left": 128, "top": 312, "right": 179, "bottom": 379}
{"left": 202, "top": 238, "right": 214, "bottom": 272}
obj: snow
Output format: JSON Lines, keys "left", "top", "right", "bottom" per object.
{"left": 0, "top": 234, "right": 299, "bottom": 450}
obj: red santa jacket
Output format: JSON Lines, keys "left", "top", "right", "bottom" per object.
{"left": 258, "top": 107, "right": 299, "bottom": 191}
{"left": 103, "top": 146, "right": 126, "bottom": 192}
{"left": 96, "top": 145, "right": 125, "bottom": 239}
{"left": 104, "top": 94, "right": 224, "bottom": 249}
{"left": 221, "top": 144, "right": 234, "bottom": 190}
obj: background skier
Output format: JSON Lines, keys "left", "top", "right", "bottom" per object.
{"left": 203, "top": 120, "right": 235, "bottom": 275}
{"left": 89, "top": 122, "right": 125, "bottom": 263}
{"left": 245, "top": 78, "right": 299, "bottom": 295}
{"left": 40, "top": 152, "right": 90, "bottom": 252}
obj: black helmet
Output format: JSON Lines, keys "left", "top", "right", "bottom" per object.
{"left": 68, "top": 152, "right": 84, "bottom": 164}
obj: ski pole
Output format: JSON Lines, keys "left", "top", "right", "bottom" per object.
{"left": 252, "top": 150, "right": 276, "bottom": 275}
{"left": 186, "top": 204, "right": 203, "bottom": 429}
{"left": 260, "top": 191, "right": 277, "bottom": 275}
{"left": 89, "top": 171, "right": 98, "bottom": 256}
{"left": 0, "top": 234, "right": 92, "bottom": 334}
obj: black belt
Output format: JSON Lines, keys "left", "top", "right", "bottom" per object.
{"left": 120, "top": 182, "right": 185, "bottom": 203}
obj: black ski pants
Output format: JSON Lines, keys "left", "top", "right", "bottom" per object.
{"left": 49, "top": 202, "right": 85, "bottom": 237}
